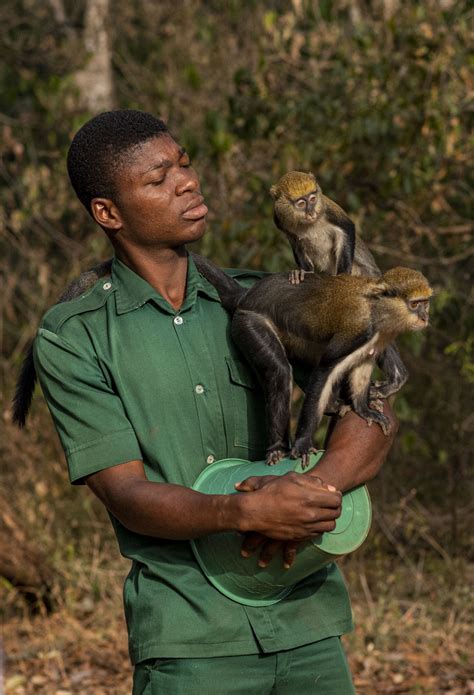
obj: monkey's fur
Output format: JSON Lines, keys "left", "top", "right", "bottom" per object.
{"left": 12, "top": 259, "right": 113, "bottom": 427}
{"left": 191, "top": 255, "right": 432, "bottom": 467}
{"left": 271, "top": 170, "right": 408, "bottom": 401}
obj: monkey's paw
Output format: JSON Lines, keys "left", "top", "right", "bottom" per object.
{"left": 368, "top": 397, "right": 384, "bottom": 414}
{"left": 266, "top": 448, "right": 288, "bottom": 466}
{"left": 364, "top": 409, "right": 391, "bottom": 436}
{"left": 337, "top": 404, "right": 353, "bottom": 418}
{"left": 289, "top": 269, "right": 306, "bottom": 285}
{"left": 370, "top": 380, "right": 400, "bottom": 400}
{"left": 289, "top": 444, "right": 317, "bottom": 469}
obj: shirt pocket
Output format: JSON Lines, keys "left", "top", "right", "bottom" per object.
{"left": 225, "top": 356, "right": 267, "bottom": 455}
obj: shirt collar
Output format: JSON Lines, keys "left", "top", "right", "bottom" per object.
{"left": 111, "top": 253, "right": 220, "bottom": 315}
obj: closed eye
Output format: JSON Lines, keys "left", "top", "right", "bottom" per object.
{"left": 295, "top": 199, "right": 306, "bottom": 209}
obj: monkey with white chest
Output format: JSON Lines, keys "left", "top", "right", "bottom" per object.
{"left": 271, "top": 170, "right": 380, "bottom": 282}
{"left": 271, "top": 171, "right": 408, "bottom": 402}
{"left": 191, "top": 255, "right": 432, "bottom": 467}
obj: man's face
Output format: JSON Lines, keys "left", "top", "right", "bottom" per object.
{"left": 110, "top": 135, "right": 208, "bottom": 248}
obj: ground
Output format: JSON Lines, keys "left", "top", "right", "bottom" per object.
{"left": 2, "top": 557, "right": 473, "bottom": 694}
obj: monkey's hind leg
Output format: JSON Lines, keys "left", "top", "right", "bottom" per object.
{"left": 292, "top": 331, "right": 378, "bottom": 467}
{"left": 231, "top": 310, "right": 292, "bottom": 466}
{"left": 349, "top": 361, "right": 391, "bottom": 435}
{"left": 291, "top": 360, "right": 341, "bottom": 469}
{"left": 370, "top": 344, "right": 408, "bottom": 400}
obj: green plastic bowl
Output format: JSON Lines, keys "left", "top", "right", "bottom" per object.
{"left": 190, "top": 453, "right": 372, "bottom": 606}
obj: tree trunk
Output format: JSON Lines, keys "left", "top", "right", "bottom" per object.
{"left": 74, "top": 0, "right": 115, "bottom": 112}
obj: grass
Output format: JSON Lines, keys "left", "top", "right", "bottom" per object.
{"left": 2, "top": 521, "right": 473, "bottom": 693}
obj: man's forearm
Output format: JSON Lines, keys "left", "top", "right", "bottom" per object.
{"left": 310, "top": 401, "right": 398, "bottom": 492}
{"left": 89, "top": 472, "right": 244, "bottom": 540}
{"left": 87, "top": 458, "right": 342, "bottom": 542}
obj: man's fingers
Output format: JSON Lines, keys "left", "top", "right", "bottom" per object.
{"left": 311, "top": 488, "right": 342, "bottom": 508}
{"left": 309, "top": 519, "right": 338, "bottom": 534}
{"left": 240, "top": 532, "right": 266, "bottom": 557}
{"left": 257, "top": 540, "right": 283, "bottom": 568}
{"left": 235, "top": 477, "right": 258, "bottom": 492}
{"left": 283, "top": 541, "right": 300, "bottom": 569}
{"left": 235, "top": 475, "right": 276, "bottom": 492}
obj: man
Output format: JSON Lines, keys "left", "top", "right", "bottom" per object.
{"left": 34, "top": 110, "right": 397, "bottom": 693}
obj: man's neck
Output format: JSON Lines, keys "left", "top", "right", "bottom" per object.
{"left": 114, "top": 245, "right": 189, "bottom": 311}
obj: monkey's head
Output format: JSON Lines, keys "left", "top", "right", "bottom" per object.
{"left": 270, "top": 171, "right": 323, "bottom": 225}
{"left": 377, "top": 267, "right": 433, "bottom": 332}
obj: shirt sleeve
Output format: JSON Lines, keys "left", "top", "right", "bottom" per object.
{"left": 34, "top": 327, "right": 143, "bottom": 484}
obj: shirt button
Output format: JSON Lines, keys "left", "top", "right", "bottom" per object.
{"left": 206, "top": 455, "right": 215, "bottom": 465}
{"left": 103, "top": 282, "right": 112, "bottom": 290}
{"left": 195, "top": 384, "right": 205, "bottom": 394}
{"left": 174, "top": 316, "right": 183, "bottom": 325}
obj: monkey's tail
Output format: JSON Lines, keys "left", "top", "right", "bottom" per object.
{"left": 12, "top": 340, "right": 36, "bottom": 428}
{"left": 12, "top": 258, "right": 114, "bottom": 429}
{"left": 192, "top": 253, "right": 246, "bottom": 313}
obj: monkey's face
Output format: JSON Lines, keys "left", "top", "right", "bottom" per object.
{"left": 93, "top": 135, "right": 208, "bottom": 249}
{"left": 271, "top": 171, "right": 322, "bottom": 226}
{"left": 406, "top": 297, "right": 431, "bottom": 330}
{"left": 290, "top": 187, "right": 322, "bottom": 223}
{"left": 381, "top": 268, "right": 433, "bottom": 332}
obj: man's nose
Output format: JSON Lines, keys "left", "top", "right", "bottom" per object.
{"left": 176, "top": 169, "right": 199, "bottom": 195}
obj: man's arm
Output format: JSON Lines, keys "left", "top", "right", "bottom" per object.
{"left": 308, "top": 401, "right": 399, "bottom": 491}
{"left": 85, "top": 459, "right": 342, "bottom": 542}
{"left": 235, "top": 401, "right": 398, "bottom": 567}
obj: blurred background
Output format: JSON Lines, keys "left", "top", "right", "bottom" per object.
{"left": 1, "top": 1, "right": 472, "bottom": 692}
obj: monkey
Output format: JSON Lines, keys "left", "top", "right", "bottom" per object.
{"left": 12, "top": 259, "right": 113, "bottom": 428}
{"left": 271, "top": 170, "right": 380, "bottom": 281}
{"left": 191, "top": 254, "right": 432, "bottom": 468}
{"left": 271, "top": 170, "right": 408, "bottom": 402}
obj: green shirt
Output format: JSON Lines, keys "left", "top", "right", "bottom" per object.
{"left": 34, "top": 254, "right": 353, "bottom": 664}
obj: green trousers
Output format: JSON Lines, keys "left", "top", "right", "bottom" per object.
{"left": 132, "top": 636, "right": 355, "bottom": 694}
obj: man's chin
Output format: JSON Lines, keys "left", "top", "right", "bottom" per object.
{"left": 185, "top": 216, "right": 207, "bottom": 242}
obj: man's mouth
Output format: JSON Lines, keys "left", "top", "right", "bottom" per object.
{"left": 182, "top": 195, "right": 208, "bottom": 221}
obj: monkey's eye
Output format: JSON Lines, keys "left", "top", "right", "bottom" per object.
{"left": 409, "top": 300, "right": 420, "bottom": 310}
{"left": 308, "top": 194, "right": 317, "bottom": 203}
{"left": 295, "top": 199, "right": 306, "bottom": 209}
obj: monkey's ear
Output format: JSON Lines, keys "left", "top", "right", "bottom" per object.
{"left": 269, "top": 185, "right": 279, "bottom": 200}
{"left": 366, "top": 280, "right": 398, "bottom": 299}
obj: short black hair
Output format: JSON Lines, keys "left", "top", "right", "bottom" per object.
{"left": 67, "top": 110, "right": 169, "bottom": 214}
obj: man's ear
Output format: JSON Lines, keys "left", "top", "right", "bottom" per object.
{"left": 91, "top": 198, "right": 123, "bottom": 231}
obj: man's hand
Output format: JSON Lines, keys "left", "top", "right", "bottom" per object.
{"left": 234, "top": 401, "right": 398, "bottom": 568}
{"left": 240, "top": 533, "right": 301, "bottom": 570}
{"left": 235, "top": 473, "right": 341, "bottom": 570}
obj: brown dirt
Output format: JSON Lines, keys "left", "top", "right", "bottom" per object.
{"left": 2, "top": 561, "right": 473, "bottom": 694}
